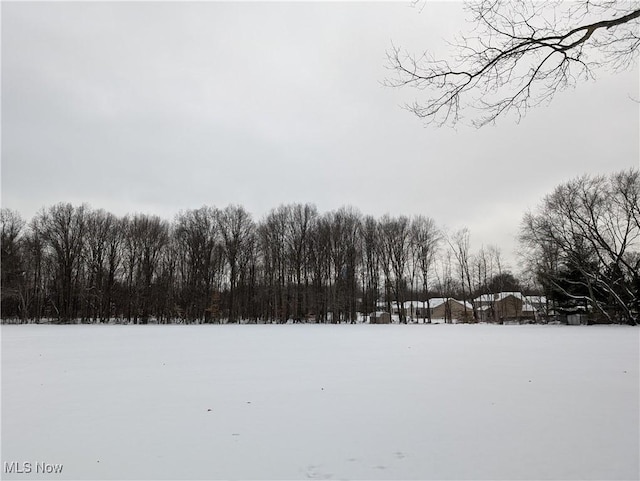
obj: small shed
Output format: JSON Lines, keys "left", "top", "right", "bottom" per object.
{"left": 370, "top": 312, "right": 391, "bottom": 324}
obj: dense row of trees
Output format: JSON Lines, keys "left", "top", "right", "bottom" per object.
{"left": 1, "top": 202, "right": 520, "bottom": 324}
{"left": 2, "top": 168, "right": 637, "bottom": 325}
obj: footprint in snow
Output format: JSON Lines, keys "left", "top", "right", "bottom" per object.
{"left": 305, "top": 465, "right": 332, "bottom": 479}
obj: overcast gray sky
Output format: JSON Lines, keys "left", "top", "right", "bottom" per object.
{"left": 2, "top": 1, "right": 638, "bottom": 267}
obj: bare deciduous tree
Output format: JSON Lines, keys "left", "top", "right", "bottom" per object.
{"left": 359, "top": 215, "right": 382, "bottom": 317}
{"left": 521, "top": 169, "right": 640, "bottom": 324}
{"left": 378, "top": 215, "right": 411, "bottom": 323}
{"left": 327, "top": 208, "right": 362, "bottom": 323}
{"left": 448, "top": 228, "right": 477, "bottom": 321}
{"left": 1, "top": 209, "right": 26, "bottom": 320}
{"left": 259, "top": 206, "right": 291, "bottom": 322}
{"left": 434, "top": 248, "right": 456, "bottom": 323}
{"left": 174, "top": 207, "right": 220, "bottom": 322}
{"left": 410, "top": 215, "right": 441, "bottom": 322}
{"left": 84, "top": 209, "right": 121, "bottom": 322}
{"left": 286, "top": 204, "right": 317, "bottom": 322}
{"left": 36, "top": 203, "right": 87, "bottom": 322}
{"left": 217, "top": 205, "right": 254, "bottom": 323}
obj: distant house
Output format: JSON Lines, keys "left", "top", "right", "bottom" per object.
{"left": 376, "top": 298, "right": 471, "bottom": 322}
{"left": 376, "top": 301, "right": 426, "bottom": 319}
{"left": 402, "top": 300, "right": 431, "bottom": 319}
{"left": 474, "top": 292, "right": 537, "bottom": 322}
{"left": 429, "top": 297, "right": 474, "bottom": 322}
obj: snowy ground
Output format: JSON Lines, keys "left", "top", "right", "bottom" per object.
{"left": 1, "top": 324, "right": 638, "bottom": 480}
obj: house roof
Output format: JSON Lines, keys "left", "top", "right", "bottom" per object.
{"left": 421, "top": 298, "right": 473, "bottom": 309}
{"left": 475, "top": 291, "right": 527, "bottom": 303}
{"left": 421, "top": 298, "right": 445, "bottom": 308}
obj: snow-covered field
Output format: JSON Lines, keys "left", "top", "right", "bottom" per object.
{"left": 1, "top": 324, "right": 638, "bottom": 480}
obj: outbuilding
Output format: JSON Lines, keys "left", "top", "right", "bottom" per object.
{"left": 370, "top": 312, "right": 391, "bottom": 324}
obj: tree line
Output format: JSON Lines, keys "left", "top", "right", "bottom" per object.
{"left": 1, "top": 202, "right": 518, "bottom": 324}
{"left": 1, "top": 169, "right": 638, "bottom": 325}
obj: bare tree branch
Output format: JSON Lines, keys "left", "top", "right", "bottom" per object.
{"left": 386, "top": 0, "right": 640, "bottom": 126}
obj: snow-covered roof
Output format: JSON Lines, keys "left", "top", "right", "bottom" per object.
{"left": 425, "top": 297, "right": 447, "bottom": 308}
{"left": 421, "top": 298, "right": 473, "bottom": 309}
{"left": 475, "top": 292, "right": 528, "bottom": 303}
{"left": 456, "top": 300, "right": 474, "bottom": 310}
